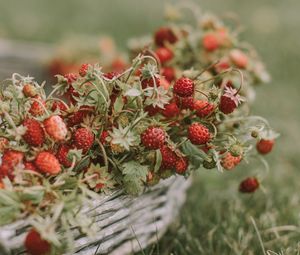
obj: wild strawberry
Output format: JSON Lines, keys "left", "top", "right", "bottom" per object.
{"left": 202, "top": 33, "right": 219, "bottom": 52}
{"left": 57, "top": 144, "right": 73, "bottom": 167}
{"left": 104, "top": 71, "right": 119, "bottom": 80}
{"left": 29, "top": 96, "right": 45, "bottom": 116}
{"left": 188, "top": 123, "right": 211, "bottom": 145}
{"left": 256, "top": 139, "right": 274, "bottom": 155}
{"left": 219, "top": 86, "right": 244, "bottom": 114}
{"left": 145, "top": 105, "right": 160, "bottom": 117}
{"left": 0, "top": 137, "right": 9, "bottom": 153}
{"left": 175, "top": 157, "right": 188, "bottom": 174}
{"left": 51, "top": 101, "right": 67, "bottom": 112}
{"left": 239, "top": 177, "right": 259, "bottom": 193}
{"left": 79, "top": 63, "right": 90, "bottom": 77}
{"left": 64, "top": 73, "right": 78, "bottom": 84}
{"left": 2, "top": 150, "right": 24, "bottom": 168}
{"left": 22, "top": 118, "right": 45, "bottom": 147}
{"left": 193, "top": 100, "right": 214, "bottom": 118}
{"left": 22, "top": 84, "right": 37, "bottom": 98}
{"left": 24, "top": 229, "right": 51, "bottom": 255}
{"left": 154, "top": 27, "right": 178, "bottom": 46}
{"left": 215, "top": 58, "right": 231, "bottom": 73}
{"left": 155, "top": 47, "right": 173, "bottom": 64}
{"left": 174, "top": 95, "right": 194, "bottom": 110}
{"left": 141, "top": 126, "right": 166, "bottom": 150}
{"left": 43, "top": 115, "right": 67, "bottom": 141}
{"left": 221, "top": 152, "right": 242, "bottom": 170}
{"left": 141, "top": 76, "right": 160, "bottom": 89}
{"left": 160, "top": 145, "right": 177, "bottom": 169}
{"left": 161, "top": 102, "right": 180, "bottom": 118}
{"left": 161, "top": 66, "right": 176, "bottom": 83}
{"left": 35, "top": 151, "right": 61, "bottom": 175}
{"left": 67, "top": 106, "right": 93, "bottom": 127}
{"left": 74, "top": 128, "right": 94, "bottom": 153}
{"left": 100, "top": 130, "right": 109, "bottom": 144}
{"left": 0, "top": 182, "right": 4, "bottom": 189}
{"left": 230, "top": 49, "right": 248, "bottom": 69}
{"left": 24, "top": 161, "right": 37, "bottom": 172}
{"left": 0, "top": 163, "right": 13, "bottom": 180}
{"left": 173, "top": 77, "right": 194, "bottom": 97}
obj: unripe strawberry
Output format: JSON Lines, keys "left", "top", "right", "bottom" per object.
{"left": 161, "top": 66, "right": 176, "bottom": 83}
{"left": 188, "top": 123, "right": 211, "bottom": 145}
{"left": 154, "top": 27, "right": 178, "bottom": 46}
{"left": 175, "top": 157, "right": 188, "bottom": 174}
{"left": 193, "top": 100, "right": 214, "bottom": 118}
{"left": 202, "top": 33, "right": 219, "bottom": 52}
{"left": 141, "top": 126, "right": 166, "bottom": 150}
{"left": 230, "top": 49, "right": 248, "bottom": 69}
{"left": 174, "top": 95, "right": 194, "bottom": 110}
{"left": 44, "top": 115, "right": 67, "bottom": 141}
{"left": 256, "top": 139, "right": 274, "bottom": 155}
{"left": 221, "top": 152, "right": 242, "bottom": 170}
{"left": 173, "top": 77, "right": 194, "bottom": 97}
{"left": 57, "top": 144, "right": 73, "bottom": 167}
{"left": 160, "top": 145, "right": 177, "bottom": 169}
{"left": 22, "top": 84, "right": 37, "bottom": 98}
{"left": 239, "top": 177, "right": 259, "bottom": 193}
{"left": 161, "top": 102, "right": 180, "bottom": 118}
{"left": 35, "top": 151, "right": 61, "bottom": 175}
{"left": 155, "top": 47, "right": 174, "bottom": 64}
{"left": 74, "top": 128, "right": 94, "bottom": 153}
{"left": 22, "top": 118, "right": 45, "bottom": 147}
{"left": 24, "top": 229, "right": 51, "bottom": 255}
{"left": 0, "top": 137, "right": 9, "bottom": 153}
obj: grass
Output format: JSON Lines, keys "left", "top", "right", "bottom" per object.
{"left": 1, "top": 0, "right": 300, "bottom": 254}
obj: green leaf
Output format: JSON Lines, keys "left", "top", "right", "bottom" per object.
{"left": 114, "top": 95, "right": 124, "bottom": 113}
{"left": 154, "top": 150, "right": 162, "bottom": 173}
{"left": 20, "top": 187, "right": 45, "bottom": 204}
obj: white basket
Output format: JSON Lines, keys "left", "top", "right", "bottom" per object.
{"left": 0, "top": 176, "right": 191, "bottom": 255}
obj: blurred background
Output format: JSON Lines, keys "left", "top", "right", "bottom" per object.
{"left": 0, "top": 0, "right": 299, "bottom": 254}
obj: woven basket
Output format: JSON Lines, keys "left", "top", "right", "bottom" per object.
{"left": 0, "top": 176, "right": 191, "bottom": 255}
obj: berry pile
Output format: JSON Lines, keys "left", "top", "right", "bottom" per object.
{"left": 0, "top": 5, "right": 278, "bottom": 255}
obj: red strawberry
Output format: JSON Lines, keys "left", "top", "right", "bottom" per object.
{"left": 188, "top": 123, "right": 211, "bottom": 145}
{"left": 22, "top": 118, "right": 45, "bottom": 147}
{"left": 100, "top": 130, "right": 109, "bottom": 144}
{"left": 67, "top": 106, "right": 93, "bottom": 127}
{"left": 173, "top": 77, "right": 194, "bottom": 97}
{"left": 51, "top": 101, "right": 67, "bottom": 112}
{"left": 43, "top": 115, "right": 67, "bottom": 141}
{"left": 202, "top": 33, "right": 219, "bottom": 52}
{"left": 35, "top": 151, "right": 61, "bottom": 175}
{"left": 0, "top": 137, "right": 9, "bottom": 153}
{"left": 219, "top": 87, "right": 244, "bottom": 114}
{"left": 221, "top": 152, "right": 242, "bottom": 170}
{"left": 57, "top": 144, "right": 73, "bottom": 167}
{"left": 230, "top": 49, "right": 248, "bottom": 69}
{"left": 160, "top": 145, "right": 177, "bottom": 169}
{"left": 154, "top": 27, "right": 178, "bottom": 46}
{"left": 161, "top": 102, "right": 180, "bottom": 118}
{"left": 239, "top": 177, "right": 259, "bottom": 193}
{"left": 174, "top": 95, "right": 194, "bottom": 110}
{"left": 256, "top": 139, "right": 274, "bottom": 155}
{"left": 2, "top": 150, "right": 24, "bottom": 168}
{"left": 23, "top": 84, "right": 37, "bottom": 98}
{"left": 74, "top": 128, "right": 94, "bottom": 153}
{"left": 65, "top": 86, "right": 79, "bottom": 104}
{"left": 145, "top": 105, "right": 160, "bottom": 117}
{"left": 141, "top": 127, "right": 166, "bottom": 150}
{"left": 29, "top": 96, "right": 45, "bottom": 116}
{"left": 141, "top": 76, "right": 160, "bottom": 89}
{"left": 24, "top": 162, "right": 37, "bottom": 172}
{"left": 175, "top": 157, "right": 188, "bottom": 174}
{"left": 64, "top": 73, "right": 78, "bottom": 84}
{"left": 24, "top": 229, "right": 51, "bottom": 255}
{"left": 104, "top": 71, "right": 119, "bottom": 80}
{"left": 155, "top": 47, "right": 173, "bottom": 64}
{"left": 0, "top": 163, "right": 13, "bottom": 180}
{"left": 79, "top": 63, "right": 90, "bottom": 77}
{"left": 215, "top": 58, "right": 231, "bottom": 73}
{"left": 161, "top": 67, "right": 175, "bottom": 83}
{"left": 193, "top": 100, "right": 214, "bottom": 118}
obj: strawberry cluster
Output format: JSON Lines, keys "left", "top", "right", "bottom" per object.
{"left": 0, "top": 4, "right": 278, "bottom": 255}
